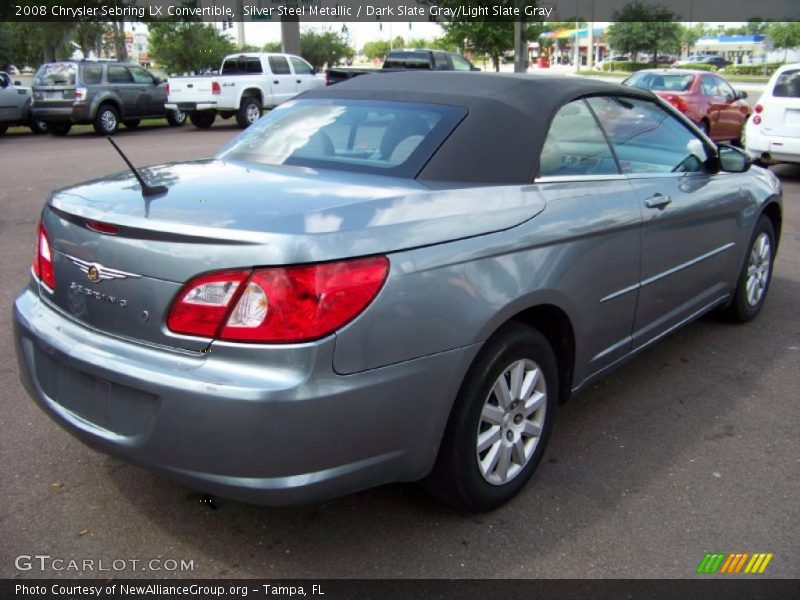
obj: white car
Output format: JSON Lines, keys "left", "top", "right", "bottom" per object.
{"left": 166, "top": 52, "right": 325, "bottom": 129}
{"left": 744, "top": 63, "right": 800, "bottom": 165}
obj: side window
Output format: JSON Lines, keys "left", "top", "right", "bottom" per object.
{"left": 450, "top": 55, "right": 473, "bottom": 71}
{"left": 107, "top": 66, "right": 132, "bottom": 84}
{"left": 246, "top": 57, "right": 263, "bottom": 74}
{"left": 268, "top": 56, "right": 291, "bottom": 75}
{"left": 700, "top": 76, "right": 719, "bottom": 96}
{"left": 538, "top": 99, "right": 619, "bottom": 177}
{"left": 289, "top": 57, "right": 313, "bottom": 75}
{"left": 587, "top": 96, "right": 709, "bottom": 174}
{"left": 432, "top": 53, "right": 449, "bottom": 70}
{"left": 714, "top": 76, "right": 735, "bottom": 100}
{"left": 221, "top": 59, "right": 240, "bottom": 75}
{"left": 129, "top": 66, "right": 154, "bottom": 84}
{"left": 81, "top": 65, "right": 104, "bottom": 85}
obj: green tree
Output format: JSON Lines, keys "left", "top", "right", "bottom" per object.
{"left": 362, "top": 40, "right": 392, "bottom": 61}
{"left": 149, "top": 23, "right": 235, "bottom": 74}
{"left": 441, "top": 21, "right": 513, "bottom": 71}
{"left": 605, "top": 2, "right": 681, "bottom": 63}
{"left": 300, "top": 30, "right": 353, "bottom": 68}
{"left": 679, "top": 22, "right": 708, "bottom": 55}
{"left": 263, "top": 41, "right": 283, "bottom": 52}
{"left": 767, "top": 22, "right": 800, "bottom": 62}
{"left": 74, "top": 22, "right": 110, "bottom": 59}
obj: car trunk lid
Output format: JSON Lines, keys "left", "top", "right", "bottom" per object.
{"left": 41, "top": 159, "right": 546, "bottom": 351}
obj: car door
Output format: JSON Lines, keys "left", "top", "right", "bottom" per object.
{"left": 534, "top": 99, "right": 643, "bottom": 375}
{"left": 587, "top": 95, "right": 748, "bottom": 349}
{"left": 0, "top": 73, "right": 22, "bottom": 122}
{"left": 106, "top": 65, "right": 139, "bottom": 117}
{"left": 267, "top": 55, "right": 295, "bottom": 104}
{"left": 288, "top": 56, "right": 318, "bottom": 94}
{"left": 128, "top": 66, "right": 161, "bottom": 116}
{"left": 713, "top": 75, "right": 749, "bottom": 141}
{"left": 699, "top": 75, "right": 728, "bottom": 139}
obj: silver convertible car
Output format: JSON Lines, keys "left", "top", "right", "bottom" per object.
{"left": 14, "top": 73, "right": 782, "bottom": 511}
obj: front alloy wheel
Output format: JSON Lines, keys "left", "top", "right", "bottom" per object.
{"left": 745, "top": 232, "right": 771, "bottom": 307}
{"left": 723, "top": 215, "right": 776, "bottom": 322}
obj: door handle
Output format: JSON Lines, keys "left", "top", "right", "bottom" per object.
{"left": 644, "top": 193, "right": 672, "bottom": 210}
{"left": 296, "top": 79, "right": 302, "bottom": 84}
{"left": 273, "top": 80, "right": 279, "bottom": 84}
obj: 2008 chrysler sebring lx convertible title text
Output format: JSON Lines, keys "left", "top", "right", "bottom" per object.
{"left": 14, "top": 73, "right": 782, "bottom": 511}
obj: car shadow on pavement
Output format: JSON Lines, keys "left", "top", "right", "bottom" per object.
{"left": 103, "top": 272, "right": 799, "bottom": 578}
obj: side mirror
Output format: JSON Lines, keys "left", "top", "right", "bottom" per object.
{"left": 311, "top": 67, "right": 318, "bottom": 75}
{"left": 153, "top": 77, "right": 162, "bottom": 85}
{"left": 737, "top": 90, "right": 748, "bottom": 100}
{"left": 718, "top": 144, "right": 751, "bottom": 173}
{"left": 14, "top": 80, "right": 22, "bottom": 86}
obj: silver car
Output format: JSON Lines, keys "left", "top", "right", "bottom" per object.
{"left": 13, "top": 73, "right": 782, "bottom": 511}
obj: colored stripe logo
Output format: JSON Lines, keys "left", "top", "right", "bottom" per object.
{"left": 697, "top": 552, "right": 773, "bottom": 574}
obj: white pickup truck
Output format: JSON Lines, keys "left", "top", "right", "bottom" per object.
{"left": 165, "top": 52, "right": 324, "bottom": 129}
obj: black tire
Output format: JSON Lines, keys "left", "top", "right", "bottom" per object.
{"left": 723, "top": 215, "right": 776, "bottom": 323}
{"left": 425, "top": 324, "right": 558, "bottom": 512}
{"left": 93, "top": 104, "right": 119, "bottom": 135}
{"left": 123, "top": 119, "right": 141, "bottom": 129}
{"left": 29, "top": 119, "right": 48, "bottom": 135}
{"left": 0, "top": 125, "right": 7, "bottom": 136}
{"left": 166, "top": 109, "right": 186, "bottom": 127}
{"left": 48, "top": 122, "right": 71, "bottom": 136}
{"left": 189, "top": 111, "right": 216, "bottom": 129}
{"left": 236, "top": 96, "right": 262, "bottom": 128}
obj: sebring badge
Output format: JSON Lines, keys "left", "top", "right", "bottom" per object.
{"left": 65, "top": 255, "right": 142, "bottom": 283}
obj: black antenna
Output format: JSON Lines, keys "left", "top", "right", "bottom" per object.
{"left": 106, "top": 136, "right": 167, "bottom": 197}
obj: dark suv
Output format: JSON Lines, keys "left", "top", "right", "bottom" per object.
{"left": 32, "top": 61, "right": 186, "bottom": 136}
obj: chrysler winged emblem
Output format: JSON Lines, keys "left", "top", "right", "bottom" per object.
{"left": 66, "top": 254, "right": 142, "bottom": 283}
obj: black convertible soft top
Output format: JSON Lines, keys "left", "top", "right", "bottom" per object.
{"left": 302, "top": 71, "right": 655, "bottom": 184}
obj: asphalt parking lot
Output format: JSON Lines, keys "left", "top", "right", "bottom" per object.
{"left": 1, "top": 123, "right": 798, "bottom": 579}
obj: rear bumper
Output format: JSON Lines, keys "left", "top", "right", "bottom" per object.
{"left": 31, "top": 104, "right": 92, "bottom": 123}
{"left": 165, "top": 102, "right": 218, "bottom": 113}
{"left": 745, "top": 128, "right": 800, "bottom": 164}
{"left": 13, "top": 286, "right": 477, "bottom": 505}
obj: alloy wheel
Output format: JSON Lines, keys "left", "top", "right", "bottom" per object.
{"left": 746, "top": 232, "right": 771, "bottom": 306}
{"left": 476, "top": 359, "right": 547, "bottom": 485}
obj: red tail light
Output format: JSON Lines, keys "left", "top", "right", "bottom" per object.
{"left": 211, "top": 81, "right": 221, "bottom": 95}
{"left": 166, "top": 82, "right": 170, "bottom": 95}
{"left": 754, "top": 104, "right": 763, "bottom": 114}
{"left": 325, "top": 70, "right": 332, "bottom": 86}
{"left": 167, "top": 256, "right": 389, "bottom": 343}
{"left": 31, "top": 221, "right": 56, "bottom": 290}
{"left": 665, "top": 94, "right": 687, "bottom": 113}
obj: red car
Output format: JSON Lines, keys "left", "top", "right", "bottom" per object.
{"left": 623, "top": 69, "right": 750, "bottom": 143}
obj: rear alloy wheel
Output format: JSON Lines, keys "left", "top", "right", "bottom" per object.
{"left": 236, "top": 97, "right": 262, "bottom": 128}
{"left": 189, "top": 111, "right": 216, "bottom": 129}
{"left": 425, "top": 324, "right": 558, "bottom": 511}
{"left": 123, "top": 119, "right": 141, "bottom": 129}
{"left": 29, "top": 119, "right": 48, "bottom": 135}
{"left": 166, "top": 109, "right": 186, "bottom": 127}
{"left": 93, "top": 104, "right": 119, "bottom": 135}
{"left": 724, "top": 215, "right": 775, "bottom": 322}
{"left": 48, "top": 122, "right": 71, "bottom": 136}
